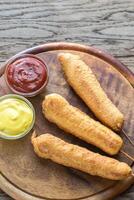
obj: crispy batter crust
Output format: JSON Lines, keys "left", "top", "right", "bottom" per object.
{"left": 58, "top": 53, "right": 124, "bottom": 131}
{"left": 31, "top": 133, "right": 131, "bottom": 180}
{"left": 42, "top": 94, "right": 123, "bottom": 155}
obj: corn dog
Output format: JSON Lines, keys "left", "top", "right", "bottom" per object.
{"left": 31, "top": 133, "right": 132, "bottom": 180}
{"left": 58, "top": 53, "right": 124, "bottom": 131}
{"left": 42, "top": 94, "right": 123, "bottom": 155}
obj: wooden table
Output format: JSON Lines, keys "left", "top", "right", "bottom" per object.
{"left": 0, "top": 0, "right": 133, "bottom": 199}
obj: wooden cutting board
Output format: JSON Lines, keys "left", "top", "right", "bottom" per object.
{"left": 0, "top": 42, "right": 134, "bottom": 200}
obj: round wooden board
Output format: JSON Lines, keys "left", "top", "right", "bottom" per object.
{"left": 0, "top": 42, "right": 134, "bottom": 200}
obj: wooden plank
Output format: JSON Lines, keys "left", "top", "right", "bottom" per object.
{"left": 0, "top": 0, "right": 134, "bottom": 71}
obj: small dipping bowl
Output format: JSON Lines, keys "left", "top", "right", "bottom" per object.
{"left": 0, "top": 94, "right": 35, "bottom": 140}
{"left": 5, "top": 54, "right": 49, "bottom": 97}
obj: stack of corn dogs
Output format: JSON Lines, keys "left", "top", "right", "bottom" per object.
{"left": 32, "top": 53, "right": 133, "bottom": 180}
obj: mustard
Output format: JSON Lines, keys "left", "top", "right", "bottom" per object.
{"left": 0, "top": 98, "right": 33, "bottom": 136}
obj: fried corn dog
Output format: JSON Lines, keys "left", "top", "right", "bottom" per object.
{"left": 58, "top": 53, "right": 124, "bottom": 131}
{"left": 42, "top": 94, "right": 123, "bottom": 155}
{"left": 31, "top": 133, "right": 132, "bottom": 180}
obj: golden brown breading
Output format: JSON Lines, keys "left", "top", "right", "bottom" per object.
{"left": 58, "top": 53, "right": 124, "bottom": 131}
{"left": 42, "top": 94, "right": 123, "bottom": 155}
{"left": 31, "top": 133, "right": 132, "bottom": 180}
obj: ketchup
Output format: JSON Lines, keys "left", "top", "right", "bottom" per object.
{"left": 6, "top": 56, "right": 47, "bottom": 94}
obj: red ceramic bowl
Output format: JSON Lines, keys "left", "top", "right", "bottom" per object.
{"left": 5, "top": 54, "right": 49, "bottom": 97}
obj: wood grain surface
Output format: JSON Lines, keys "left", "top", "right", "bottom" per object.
{"left": 0, "top": 0, "right": 134, "bottom": 200}
{"left": 0, "top": 43, "right": 134, "bottom": 200}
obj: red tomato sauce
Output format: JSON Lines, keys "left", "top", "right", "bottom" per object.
{"left": 6, "top": 56, "right": 47, "bottom": 94}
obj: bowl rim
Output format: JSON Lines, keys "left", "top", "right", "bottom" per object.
{"left": 0, "top": 94, "right": 35, "bottom": 140}
{"left": 4, "top": 53, "right": 49, "bottom": 97}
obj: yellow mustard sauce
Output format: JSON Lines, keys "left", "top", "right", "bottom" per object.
{"left": 0, "top": 98, "right": 33, "bottom": 136}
